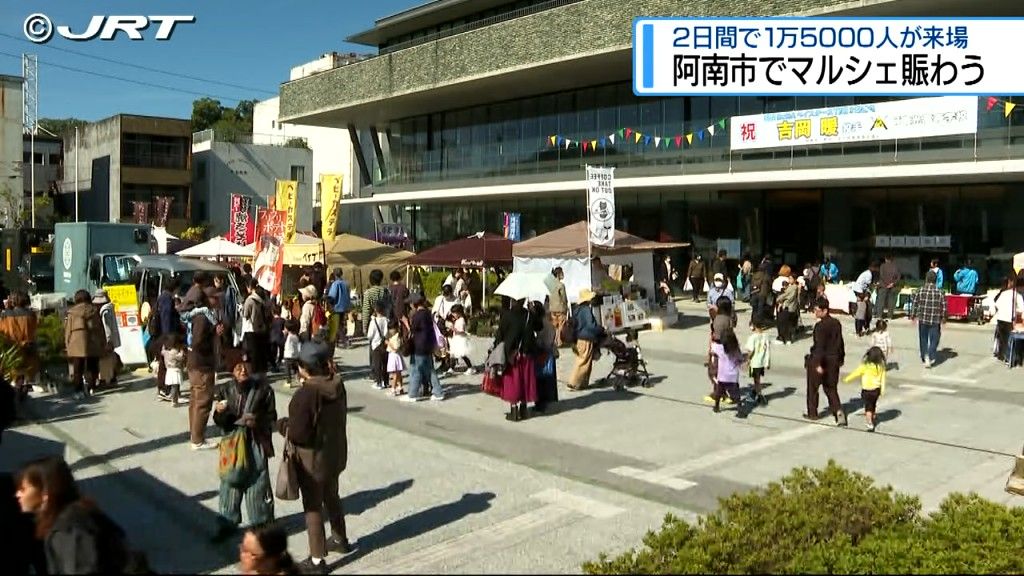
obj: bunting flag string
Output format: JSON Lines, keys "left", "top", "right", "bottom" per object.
{"left": 545, "top": 118, "right": 728, "bottom": 151}
{"left": 985, "top": 96, "right": 1019, "bottom": 118}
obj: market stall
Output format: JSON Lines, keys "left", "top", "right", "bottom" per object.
{"left": 406, "top": 232, "right": 514, "bottom": 306}
{"left": 324, "top": 233, "right": 414, "bottom": 294}
{"left": 512, "top": 221, "right": 688, "bottom": 331}
{"left": 177, "top": 236, "right": 254, "bottom": 260}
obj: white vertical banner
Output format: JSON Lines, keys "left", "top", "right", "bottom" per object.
{"left": 586, "top": 165, "right": 616, "bottom": 247}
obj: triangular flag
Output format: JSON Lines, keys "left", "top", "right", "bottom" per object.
{"left": 698, "top": 131, "right": 705, "bottom": 141}
{"left": 582, "top": 141, "right": 589, "bottom": 152}
{"left": 600, "top": 137, "right": 607, "bottom": 148}
{"left": 685, "top": 133, "right": 693, "bottom": 145}
{"left": 1006, "top": 102, "right": 1017, "bottom": 117}
{"left": 557, "top": 136, "right": 564, "bottom": 146}
{"left": 654, "top": 136, "right": 661, "bottom": 147}
{"left": 618, "top": 129, "right": 624, "bottom": 138}
{"left": 707, "top": 125, "right": 716, "bottom": 136}
{"left": 565, "top": 139, "right": 571, "bottom": 150}
{"left": 675, "top": 135, "right": 683, "bottom": 147}
{"left": 590, "top": 140, "right": 597, "bottom": 150}
{"left": 549, "top": 135, "right": 557, "bottom": 146}
{"left": 718, "top": 118, "right": 726, "bottom": 129}
{"left": 625, "top": 128, "right": 633, "bottom": 138}
{"left": 986, "top": 96, "right": 998, "bottom": 111}
{"left": 634, "top": 132, "right": 642, "bottom": 144}
{"left": 609, "top": 134, "right": 616, "bottom": 145}
{"left": 644, "top": 135, "right": 651, "bottom": 146}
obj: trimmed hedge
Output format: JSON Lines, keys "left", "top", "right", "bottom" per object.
{"left": 584, "top": 460, "right": 1024, "bottom": 575}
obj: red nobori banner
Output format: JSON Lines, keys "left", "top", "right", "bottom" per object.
{"left": 229, "top": 194, "right": 254, "bottom": 246}
{"left": 253, "top": 208, "right": 286, "bottom": 296}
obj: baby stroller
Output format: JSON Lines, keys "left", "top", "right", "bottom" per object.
{"left": 603, "top": 335, "right": 651, "bottom": 391}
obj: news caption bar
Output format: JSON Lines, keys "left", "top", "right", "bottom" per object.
{"left": 633, "top": 17, "right": 1024, "bottom": 96}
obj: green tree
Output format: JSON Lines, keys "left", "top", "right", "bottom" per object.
{"left": 38, "top": 118, "right": 88, "bottom": 137}
{"left": 234, "top": 99, "right": 257, "bottom": 125}
{"left": 191, "top": 97, "right": 223, "bottom": 132}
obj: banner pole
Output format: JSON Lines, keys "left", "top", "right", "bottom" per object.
{"left": 585, "top": 165, "right": 593, "bottom": 292}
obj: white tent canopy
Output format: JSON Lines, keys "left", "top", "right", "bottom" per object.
{"left": 177, "top": 236, "right": 254, "bottom": 259}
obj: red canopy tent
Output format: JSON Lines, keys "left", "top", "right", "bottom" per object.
{"left": 407, "top": 232, "right": 513, "bottom": 268}
{"left": 407, "top": 233, "right": 514, "bottom": 309}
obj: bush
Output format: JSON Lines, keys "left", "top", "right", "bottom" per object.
{"left": 36, "top": 313, "right": 65, "bottom": 364}
{"left": 584, "top": 461, "right": 1024, "bottom": 575}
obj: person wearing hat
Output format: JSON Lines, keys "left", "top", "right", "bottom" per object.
{"left": 706, "top": 273, "right": 735, "bottom": 315}
{"left": 298, "top": 285, "right": 318, "bottom": 341}
{"left": 568, "top": 289, "right": 606, "bottom": 391}
{"left": 276, "top": 338, "right": 353, "bottom": 572}
{"left": 92, "top": 290, "right": 122, "bottom": 389}
{"left": 406, "top": 292, "right": 445, "bottom": 401}
{"left": 65, "top": 290, "right": 107, "bottom": 400}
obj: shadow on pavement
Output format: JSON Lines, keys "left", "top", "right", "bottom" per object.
{"left": 931, "top": 348, "right": 959, "bottom": 367}
{"left": 0, "top": 429, "right": 66, "bottom": 473}
{"left": 554, "top": 387, "right": 641, "bottom": 413}
{"left": 79, "top": 466, "right": 236, "bottom": 574}
{"left": 876, "top": 408, "right": 903, "bottom": 424}
{"left": 332, "top": 491, "right": 496, "bottom": 571}
{"left": 70, "top": 430, "right": 194, "bottom": 473}
{"left": 278, "top": 478, "right": 417, "bottom": 534}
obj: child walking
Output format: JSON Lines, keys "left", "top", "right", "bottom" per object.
{"left": 743, "top": 319, "right": 771, "bottom": 406}
{"left": 160, "top": 333, "right": 187, "bottom": 408}
{"left": 282, "top": 319, "right": 301, "bottom": 388}
{"left": 870, "top": 319, "right": 895, "bottom": 370}
{"left": 366, "top": 302, "right": 389, "bottom": 390}
{"left": 709, "top": 329, "right": 745, "bottom": 413}
{"left": 386, "top": 326, "right": 406, "bottom": 396}
{"left": 844, "top": 346, "right": 887, "bottom": 431}
{"left": 448, "top": 304, "right": 475, "bottom": 374}
{"left": 854, "top": 292, "right": 870, "bottom": 336}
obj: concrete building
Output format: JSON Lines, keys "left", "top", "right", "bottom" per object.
{"left": 280, "top": 0, "right": 1024, "bottom": 286}
{"left": 0, "top": 74, "right": 24, "bottom": 227}
{"left": 22, "top": 133, "right": 61, "bottom": 226}
{"left": 191, "top": 130, "right": 313, "bottom": 238}
{"left": 252, "top": 96, "right": 358, "bottom": 227}
{"left": 59, "top": 114, "right": 192, "bottom": 229}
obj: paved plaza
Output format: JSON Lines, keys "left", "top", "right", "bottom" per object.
{"left": 2, "top": 301, "right": 1022, "bottom": 574}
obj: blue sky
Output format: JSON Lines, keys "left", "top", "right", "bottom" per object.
{"left": 0, "top": 0, "right": 424, "bottom": 121}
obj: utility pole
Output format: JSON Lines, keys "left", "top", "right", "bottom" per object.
{"left": 22, "top": 54, "right": 38, "bottom": 229}
{"left": 75, "top": 126, "right": 79, "bottom": 222}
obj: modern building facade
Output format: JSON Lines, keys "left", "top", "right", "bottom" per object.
{"left": 280, "top": 0, "right": 1024, "bottom": 284}
{"left": 60, "top": 114, "right": 192, "bottom": 229}
{"left": 191, "top": 130, "right": 314, "bottom": 238}
{"left": 0, "top": 74, "right": 24, "bottom": 227}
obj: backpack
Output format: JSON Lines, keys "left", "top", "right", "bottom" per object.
{"left": 312, "top": 303, "right": 327, "bottom": 335}
{"left": 146, "top": 310, "right": 162, "bottom": 339}
{"left": 559, "top": 313, "right": 578, "bottom": 345}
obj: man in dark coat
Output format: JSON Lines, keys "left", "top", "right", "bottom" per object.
{"left": 805, "top": 297, "right": 846, "bottom": 426}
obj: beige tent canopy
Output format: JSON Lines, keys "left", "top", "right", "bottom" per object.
{"left": 324, "top": 233, "right": 414, "bottom": 294}
{"left": 513, "top": 221, "right": 689, "bottom": 258}
{"left": 245, "top": 233, "right": 324, "bottom": 267}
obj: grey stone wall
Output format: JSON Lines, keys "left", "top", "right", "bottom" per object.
{"left": 281, "top": 0, "right": 861, "bottom": 120}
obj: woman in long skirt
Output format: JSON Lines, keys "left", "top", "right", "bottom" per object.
{"left": 493, "top": 298, "right": 542, "bottom": 421}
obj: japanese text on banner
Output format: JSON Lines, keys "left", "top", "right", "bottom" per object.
{"left": 730, "top": 95, "right": 977, "bottom": 150}
{"left": 585, "top": 166, "right": 616, "bottom": 247}
{"left": 320, "top": 174, "right": 343, "bottom": 244}
{"left": 633, "top": 18, "right": 1024, "bottom": 95}
{"left": 275, "top": 180, "right": 298, "bottom": 244}
{"left": 229, "top": 194, "right": 253, "bottom": 246}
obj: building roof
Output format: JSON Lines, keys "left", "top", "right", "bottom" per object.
{"left": 347, "top": 0, "right": 516, "bottom": 46}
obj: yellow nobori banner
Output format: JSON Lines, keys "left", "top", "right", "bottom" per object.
{"left": 320, "top": 174, "right": 343, "bottom": 244}
{"left": 275, "top": 179, "right": 298, "bottom": 243}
